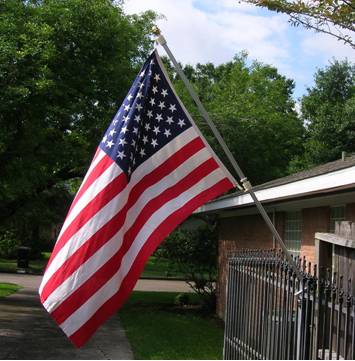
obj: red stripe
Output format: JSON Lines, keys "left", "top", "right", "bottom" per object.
{"left": 69, "top": 177, "right": 233, "bottom": 347}
{"left": 41, "top": 137, "right": 205, "bottom": 302}
{"left": 46, "top": 153, "right": 115, "bottom": 269}
{"left": 48, "top": 171, "right": 127, "bottom": 266}
{"left": 50, "top": 157, "right": 219, "bottom": 324}
{"left": 68, "top": 151, "right": 114, "bottom": 217}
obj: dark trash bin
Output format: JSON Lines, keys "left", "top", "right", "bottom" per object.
{"left": 17, "top": 246, "right": 31, "bottom": 270}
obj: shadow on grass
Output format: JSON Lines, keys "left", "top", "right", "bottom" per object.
{"left": 120, "top": 291, "right": 224, "bottom": 360}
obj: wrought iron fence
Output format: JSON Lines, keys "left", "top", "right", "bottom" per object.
{"left": 223, "top": 249, "right": 355, "bottom": 360}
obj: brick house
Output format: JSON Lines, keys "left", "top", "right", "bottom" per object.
{"left": 195, "top": 155, "right": 355, "bottom": 318}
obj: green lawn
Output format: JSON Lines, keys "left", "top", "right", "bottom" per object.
{"left": 0, "top": 283, "right": 21, "bottom": 297}
{"left": 141, "top": 256, "right": 185, "bottom": 279}
{"left": 119, "top": 291, "right": 224, "bottom": 359}
{"left": 0, "top": 252, "right": 50, "bottom": 274}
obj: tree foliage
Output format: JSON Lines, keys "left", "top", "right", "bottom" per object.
{"left": 159, "top": 222, "right": 218, "bottom": 310}
{"left": 290, "top": 59, "right": 355, "bottom": 170}
{"left": 239, "top": 0, "right": 355, "bottom": 48}
{"left": 0, "top": 0, "right": 156, "bottom": 247}
{"left": 164, "top": 53, "right": 304, "bottom": 184}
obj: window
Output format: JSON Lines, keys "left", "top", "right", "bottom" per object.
{"left": 330, "top": 205, "right": 345, "bottom": 232}
{"left": 284, "top": 211, "right": 302, "bottom": 255}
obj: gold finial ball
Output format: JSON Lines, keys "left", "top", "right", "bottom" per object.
{"left": 151, "top": 26, "right": 161, "bottom": 36}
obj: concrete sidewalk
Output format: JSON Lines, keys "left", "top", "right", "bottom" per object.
{"left": 0, "top": 273, "right": 133, "bottom": 360}
{"left": 0, "top": 273, "right": 192, "bottom": 359}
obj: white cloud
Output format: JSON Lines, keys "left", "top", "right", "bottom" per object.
{"left": 123, "top": 0, "right": 354, "bottom": 98}
{"left": 301, "top": 31, "right": 355, "bottom": 62}
{"left": 124, "top": 0, "right": 291, "bottom": 67}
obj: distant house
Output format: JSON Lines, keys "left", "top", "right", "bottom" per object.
{"left": 195, "top": 154, "right": 355, "bottom": 318}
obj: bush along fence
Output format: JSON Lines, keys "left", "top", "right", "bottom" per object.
{"left": 223, "top": 249, "right": 355, "bottom": 360}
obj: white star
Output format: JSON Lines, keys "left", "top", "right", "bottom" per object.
{"left": 152, "top": 86, "right": 158, "bottom": 94}
{"left": 161, "top": 89, "right": 168, "bottom": 97}
{"left": 136, "top": 103, "right": 143, "bottom": 112}
{"left": 166, "top": 116, "right": 174, "bottom": 125}
{"left": 158, "top": 101, "right": 165, "bottom": 110}
{"left": 109, "top": 129, "right": 117, "bottom": 137}
{"left": 140, "top": 70, "right": 145, "bottom": 77}
{"left": 133, "top": 158, "right": 136, "bottom": 165}
{"left": 112, "top": 119, "right": 118, "bottom": 125}
{"left": 154, "top": 73, "right": 161, "bottom": 82}
{"left": 130, "top": 153, "right": 134, "bottom": 160}
{"left": 142, "top": 135, "right": 148, "bottom": 144}
{"left": 164, "top": 129, "right": 171, "bottom": 137}
{"left": 145, "top": 123, "right": 151, "bottom": 131}
{"left": 178, "top": 119, "right": 185, "bottom": 127}
{"left": 119, "top": 138, "right": 127, "bottom": 146}
{"left": 150, "top": 59, "right": 155, "bottom": 65}
{"left": 137, "top": 92, "right": 143, "bottom": 99}
{"left": 123, "top": 115, "right": 130, "bottom": 122}
{"left": 121, "top": 126, "right": 128, "bottom": 134}
{"left": 149, "top": 98, "right": 155, "bottom": 106}
{"left": 169, "top": 104, "right": 177, "bottom": 112}
{"left": 131, "top": 139, "right": 136, "bottom": 147}
{"left": 153, "top": 126, "right": 160, "bottom": 135}
{"left": 127, "top": 94, "right": 133, "bottom": 101}
{"left": 140, "top": 148, "right": 146, "bottom": 157}
{"left": 156, "top": 114, "right": 163, "bottom": 122}
{"left": 106, "top": 140, "right": 114, "bottom": 148}
{"left": 139, "top": 82, "right": 144, "bottom": 89}
{"left": 124, "top": 104, "right": 130, "bottom": 112}
{"left": 133, "top": 127, "right": 138, "bottom": 134}
{"left": 151, "top": 139, "right": 158, "bottom": 148}
{"left": 134, "top": 114, "right": 141, "bottom": 123}
{"left": 102, "top": 135, "right": 107, "bottom": 143}
{"left": 147, "top": 110, "right": 153, "bottom": 118}
{"left": 117, "top": 151, "right": 125, "bottom": 160}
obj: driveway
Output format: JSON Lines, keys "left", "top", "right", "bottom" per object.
{"left": 0, "top": 273, "right": 133, "bottom": 360}
{"left": 0, "top": 273, "right": 191, "bottom": 359}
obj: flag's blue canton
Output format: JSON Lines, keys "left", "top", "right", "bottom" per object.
{"left": 99, "top": 51, "right": 192, "bottom": 177}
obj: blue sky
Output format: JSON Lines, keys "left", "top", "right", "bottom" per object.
{"left": 124, "top": 0, "right": 354, "bottom": 99}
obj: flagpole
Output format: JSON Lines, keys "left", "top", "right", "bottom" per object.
{"left": 153, "top": 27, "right": 301, "bottom": 275}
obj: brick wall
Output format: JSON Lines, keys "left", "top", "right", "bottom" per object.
{"left": 346, "top": 203, "right": 355, "bottom": 221}
{"left": 217, "top": 202, "right": 355, "bottom": 319}
{"left": 301, "top": 207, "right": 330, "bottom": 265}
{"left": 217, "top": 213, "right": 281, "bottom": 318}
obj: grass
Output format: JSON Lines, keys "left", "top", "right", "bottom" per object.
{"left": 0, "top": 283, "right": 21, "bottom": 297}
{"left": 141, "top": 256, "right": 185, "bottom": 279}
{"left": 119, "top": 291, "right": 224, "bottom": 360}
{"left": 0, "top": 252, "right": 50, "bottom": 274}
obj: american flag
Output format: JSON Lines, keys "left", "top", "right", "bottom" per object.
{"left": 39, "top": 50, "right": 236, "bottom": 347}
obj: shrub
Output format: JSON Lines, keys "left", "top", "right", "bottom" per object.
{"left": 0, "top": 230, "right": 20, "bottom": 259}
{"left": 175, "top": 293, "right": 190, "bottom": 307}
{"left": 160, "top": 219, "right": 218, "bottom": 312}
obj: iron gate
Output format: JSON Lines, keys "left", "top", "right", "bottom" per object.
{"left": 223, "top": 249, "right": 355, "bottom": 360}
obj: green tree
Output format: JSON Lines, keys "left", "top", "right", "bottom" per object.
{"left": 239, "top": 0, "right": 355, "bottom": 48}
{"left": 0, "top": 0, "right": 156, "bottom": 249}
{"left": 293, "top": 60, "right": 355, "bottom": 169}
{"left": 165, "top": 53, "right": 304, "bottom": 184}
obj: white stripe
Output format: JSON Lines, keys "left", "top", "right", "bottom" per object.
{"left": 72, "top": 150, "right": 106, "bottom": 203}
{"left": 57, "top": 150, "right": 107, "bottom": 238}
{"left": 42, "top": 148, "right": 212, "bottom": 311}
{"left": 60, "top": 168, "right": 226, "bottom": 336}
{"left": 39, "top": 128, "right": 200, "bottom": 294}
{"left": 59, "top": 163, "right": 122, "bottom": 239}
